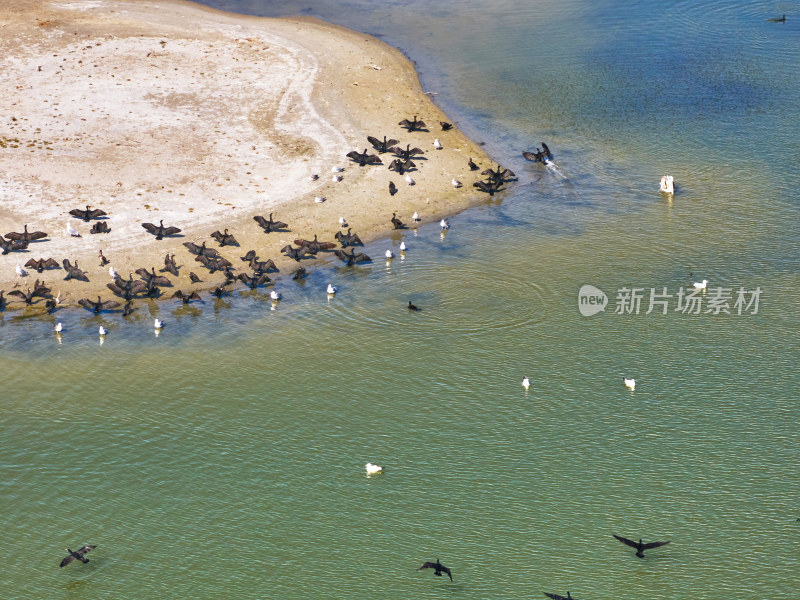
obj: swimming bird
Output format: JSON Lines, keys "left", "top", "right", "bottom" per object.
{"left": 767, "top": 14, "right": 786, "bottom": 22}
{"left": 69, "top": 205, "right": 107, "bottom": 221}
{"left": 292, "top": 267, "right": 307, "bottom": 280}
{"left": 269, "top": 290, "right": 282, "bottom": 301}
{"left": 333, "top": 248, "right": 372, "bottom": 265}
{"left": 440, "top": 121, "right": 453, "bottom": 131}
{"left": 45, "top": 298, "right": 58, "bottom": 313}
{"left": 613, "top": 534, "right": 670, "bottom": 558}
{"left": 541, "top": 142, "right": 552, "bottom": 158}
{"left": 172, "top": 290, "right": 203, "bottom": 304}
{"left": 334, "top": 228, "right": 363, "bottom": 247}
{"left": 468, "top": 157, "right": 479, "bottom": 171}
{"left": 385, "top": 249, "right": 395, "bottom": 259}
{"left": 346, "top": 148, "right": 383, "bottom": 166}
{"left": 693, "top": 279, "right": 708, "bottom": 291}
{"left": 451, "top": 178, "right": 462, "bottom": 188}
{"left": 339, "top": 217, "right": 347, "bottom": 227}
{"left": 25, "top": 258, "right": 59, "bottom": 273}
{"left": 54, "top": 322, "right": 63, "bottom": 333}
{"left": 623, "top": 377, "right": 636, "bottom": 390}
{"left": 412, "top": 211, "right": 420, "bottom": 222}
{"left": 189, "top": 272, "right": 202, "bottom": 283}
{"left": 367, "top": 135, "right": 399, "bottom": 153}
{"left": 365, "top": 462, "right": 383, "bottom": 474}
{"left": 327, "top": 283, "right": 337, "bottom": 295}
{"left": 210, "top": 285, "right": 230, "bottom": 298}
{"left": 121, "top": 300, "right": 135, "bottom": 317}
{"left": 0, "top": 234, "right": 28, "bottom": 254}
{"left": 98, "top": 250, "right": 109, "bottom": 266}
{"left": 408, "top": 300, "right": 421, "bottom": 312}
{"left": 5, "top": 224, "right": 48, "bottom": 242}
{"left": 544, "top": 592, "right": 580, "bottom": 600}
{"left": 400, "top": 241, "right": 407, "bottom": 251}
{"left": 523, "top": 148, "right": 547, "bottom": 163}
{"left": 154, "top": 318, "right": 163, "bottom": 329}
{"left": 405, "top": 174, "right": 415, "bottom": 186}
{"left": 659, "top": 175, "right": 674, "bottom": 194}
{"left": 522, "top": 376, "right": 530, "bottom": 389}
{"left": 417, "top": 559, "right": 452, "bottom": 581}
{"left": 391, "top": 213, "right": 407, "bottom": 229}
{"left": 398, "top": 115, "right": 427, "bottom": 131}
{"left": 142, "top": 219, "right": 182, "bottom": 240}
{"left": 237, "top": 272, "right": 272, "bottom": 289}
{"left": 7, "top": 281, "right": 50, "bottom": 305}
{"left": 439, "top": 218, "right": 450, "bottom": 230}
{"left": 389, "top": 181, "right": 398, "bottom": 195}
{"left": 98, "top": 325, "right": 107, "bottom": 336}
{"left": 90, "top": 221, "right": 110, "bottom": 234}
{"left": 210, "top": 228, "right": 238, "bottom": 247}
{"left": 281, "top": 245, "right": 314, "bottom": 262}
{"left": 59, "top": 545, "right": 97, "bottom": 568}
{"left": 253, "top": 213, "right": 289, "bottom": 233}
{"left": 62, "top": 259, "right": 89, "bottom": 281}
{"left": 433, "top": 138, "right": 442, "bottom": 150}
{"left": 390, "top": 144, "right": 425, "bottom": 160}
{"left": 78, "top": 296, "right": 120, "bottom": 313}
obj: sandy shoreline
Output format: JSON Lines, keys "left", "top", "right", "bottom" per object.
{"left": 0, "top": 0, "right": 500, "bottom": 313}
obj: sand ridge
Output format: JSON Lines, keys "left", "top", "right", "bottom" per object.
{"left": 0, "top": 0, "right": 500, "bottom": 311}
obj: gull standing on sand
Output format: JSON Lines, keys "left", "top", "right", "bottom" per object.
{"left": 66, "top": 222, "right": 81, "bottom": 237}
{"left": 315, "top": 196, "right": 327, "bottom": 203}
{"left": 451, "top": 177, "right": 462, "bottom": 188}
{"left": 405, "top": 173, "right": 415, "bottom": 186}
{"left": 15, "top": 263, "right": 27, "bottom": 277}
{"left": 411, "top": 211, "right": 420, "bottom": 222}
{"left": 433, "top": 138, "right": 443, "bottom": 150}
{"left": 332, "top": 174, "right": 343, "bottom": 182}
{"left": 623, "top": 377, "right": 636, "bottom": 390}
{"left": 331, "top": 165, "right": 344, "bottom": 173}
{"left": 339, "top": 217, "right": 347, "bottom": 227}
{"left": 109, "top": 266, "right": 118, "bottom": 279}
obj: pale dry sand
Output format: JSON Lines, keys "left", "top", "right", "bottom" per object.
{"left": 0, "top": 0, "right": 499, "bottom": 311}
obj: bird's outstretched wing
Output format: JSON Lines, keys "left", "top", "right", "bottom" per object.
{"left": 43, "top": 258, "right": 60, "bottom": 269}
{"left": 24, "top": 259, "right": 40, "bottom": 269}
{"left": 613, "top": 534, "right": 638, "bottom": 548}
{"left": 6, "top": 290, "right": 27, "bottom": 300}
{"left": 59, "top": 554, "right": 76, "bottom": 568}
{"left": 522, "top": 151, "right": 541, "bottom": 162}
{"left": 161, "top": 225, "right": 181, "bottom": 236}
{"left": 642, "top": 540, "right": 670, "bottom": 550}
{"left": 100, "top": 300, "right": 121, "bottom": 310}
{"left": 141, "top": 222, "right": 159, "bottom": 234}
{"left": 87, "top": 209, "right": 107, "bottom": 219}
{"left": 188, "top": 291, "right": 203, "bottom": 302}
{"left": 417, "top": 562, "right": 438, "bottom": 571}
{"left": 68, "top": 208, "right": 87, "bottom": 219}
{"left": 77, "top": 298, "right": 96, "bottom": 310}
{"left": 352, "top": 252, "right": 371, "bottom": 263}
{"left": 346, "top": 150, "right": 364, "bottom": 162}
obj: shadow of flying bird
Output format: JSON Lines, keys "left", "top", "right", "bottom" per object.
{"left": 211, "top": 228, "right": 238, "bottom": 247}
{"left": 253, "top": 213, "right": 289, "bottom": 233}
{"left": 613, "top": 534, "right": 670, "bottom": 558}
{"left": 367, "top": 135, "right": 399, "bottom": 153}
{"left": 60, "top": 545, "right": 97, "bottom": 568}
{"left": 78, "top": 295, "right": 120, "bottom": 313}
{"left": 417, "top": 559, "right": 452, "bottom": 581}
{"left": 346, "top": 148, "right": 383, "bottom": 166}
{"left": 399, "top": 115, "right": 427, "bottom": 131}
{"left": 5, "top": 224, "right": 47, "bottom": 242}
{"left": 142, "top": 219, "right": 182, "bottom": 240}
{"left": 25, "top": 258, "right": 60, "bottom": 273}
{"left": 69, "top": 205, "right": 107, "bottom": 222}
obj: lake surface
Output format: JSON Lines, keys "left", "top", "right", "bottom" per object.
{"left": 2, "top": 0, "right": 798, "bottom": 598}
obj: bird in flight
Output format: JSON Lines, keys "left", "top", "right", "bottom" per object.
{"left": 417, "top": 559, "right": 452, "bottom": 581}
{"left": 613, "top": 534, "right": 670, "bottom": 558}
{"left": 59, "top": 545, "right": 97, "bottom": 568}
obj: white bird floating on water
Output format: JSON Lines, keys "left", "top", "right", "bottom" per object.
{"left": 331, "top": 165, "right": 344, "bottom": 173}
{"left": 399, "top": 241, "right": 407, "bottom": 251}
{"left": 522, "top": 376, "right": 530, "bottom": 389}
{"left": 365, "top": 462, "right": 383, "bottom": 475}
{"left": 339, "top": 217, "right": 347, "bottom": 227}
{"left": 451, "top": 177, "right": 462, "bottom": 188}
{"left": 54, "top": 322, "right": 64, "bottom": 333}
{"left": 405, "top": 174, "right": 415, "bottom": 186}
{"left": 440, "top": 218, "right": 450, "bottom": 230}
{"left": 98, "top": 325, "right": 108, "bottom": 336}
{"left": 15, "top": 263, "right": 27, "bottom": 277}
{"left": 109, "top": 266, "right": 118, "bottom": 279}
{"left": 623, "top": 377, "right": 636, "bottom": 391}
{"left": 66, "top": 222, "right": 81, "bottom": 237}
{"left": 433, "top": 138, "right": 442, "bottom": 150}
{"left": 659, "top": 175, "right": 674, "bottom": 194}
{"left": 327, "top": 283, "right": 337, "bottom": 295}
{"left": 154, "top": 318, "right": 163, "bottom": 329}
{"left": 270, "top": 290, "right": 282, "bottom": 301}
{"left": 315, "top": 196, "right": 327, "bottom": 203}
{"left": 693, "top": 279, "right": 708, "bottom": 291}
{"left": 385, "top": 249, "right": 395, "bottom": 259}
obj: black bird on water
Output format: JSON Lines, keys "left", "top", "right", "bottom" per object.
{"left": 333, "top": 248, "right": 371, "bottom": 266}
{"left": 292, "top": 267, "right": 307, "bottom": 280}
{"left": 69, "top": 205, "right": 107, "bottom": 221}
{"left": 142, "top": 219, "right": 182, "bottom": 240}
{"left": 78, "top": 296, "right": 120, "bottom": 313}
{"left": 253, "top": 213, "right": 289, "bottom": 233}
{"left": 172, "top": 290, "right": 203, "bottom": 304}
{"left": 767, "top": 14, "right": 786, "bottom": 22}
{"left": 367, "top": 135, "right": 399, "bottom": 153}
{"left": 613, "top": 534, "right": 670, "bottom": 558}
{"left": 544, "top": 592, "right": 580, "bottom": 600}
{"left": 408, "top": 300, "right": 421, "bottom": 312}
{"left": 417, "top": 559, "right": 452, "bottom": 581}
{"left": 399, "top": 115, "right": 427, "bottom": 132}
{"left": 60, "top": 545, "right": 97, "bottom": 568}
{"left": 5, "top": 224, "right": 47, "bottom": 242}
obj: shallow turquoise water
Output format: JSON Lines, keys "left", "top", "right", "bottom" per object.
{"left": 1, "top": 1, "right": 798, "bottom": 598}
